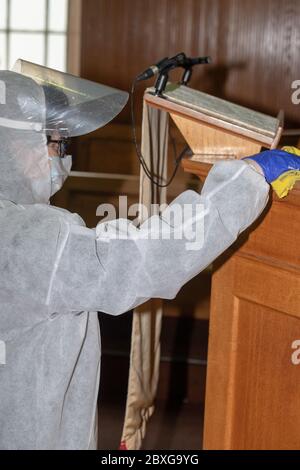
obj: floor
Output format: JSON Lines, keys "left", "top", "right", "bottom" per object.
{"left": 97, "top": 301, "right": 208, "bottom": 451}
{"left": 98, "top": 399, "right": 204, "bottom": 450}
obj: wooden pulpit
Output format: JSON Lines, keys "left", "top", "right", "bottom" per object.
{"left": 141, "top": 84, "right": 300, "bottom": 449}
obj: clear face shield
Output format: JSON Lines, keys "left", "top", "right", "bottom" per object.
{"left": 0, "top": 61, "right": 129, "bottom": 204}
{"left": 12, "top": 59, "right": 129, "bottom": 139}
{"left": 5, "top": 59, "right": 129, "bottom": 200}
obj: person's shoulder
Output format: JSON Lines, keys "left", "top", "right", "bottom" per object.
{"left": 0, "top": 201, "right": 86, "bottom": 242}
{"left": 47, "top": 204, "right": 86, "bottom": 227}
{"left": 1, "top": 202, "right": 85, "bottom": 227}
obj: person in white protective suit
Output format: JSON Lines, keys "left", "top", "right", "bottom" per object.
{"left": 0, "top": 60, "right": 299, "bottom": 450}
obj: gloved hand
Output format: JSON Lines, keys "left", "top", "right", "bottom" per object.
{"left": 244, "top": 147, "right": 300, "bottom": 198}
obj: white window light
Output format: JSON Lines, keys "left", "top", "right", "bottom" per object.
{"left": 0, "top": 0, "right": 69, "bottom": 72}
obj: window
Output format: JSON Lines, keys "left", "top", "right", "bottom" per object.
{"left": 0, "top": 0, "right": 69, "bottom": 71}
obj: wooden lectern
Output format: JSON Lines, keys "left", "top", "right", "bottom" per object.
{"left": 142, "top": 84, "right": 300, "bottom": 449}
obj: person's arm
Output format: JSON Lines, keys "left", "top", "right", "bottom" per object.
{"left": 47, "top": 160, "right": 269, "bottom": 316}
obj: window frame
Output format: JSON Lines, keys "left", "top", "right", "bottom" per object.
{"left": 0, "top": 0, "right": 69, "bottom": 71}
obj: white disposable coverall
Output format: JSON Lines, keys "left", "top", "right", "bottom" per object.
{"left": 0, "top": 70, "right": 270, "bottom": 449}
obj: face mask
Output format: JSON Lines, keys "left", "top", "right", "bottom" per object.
{"left": 49, "top": 155, "right": 72, "bottom": 196}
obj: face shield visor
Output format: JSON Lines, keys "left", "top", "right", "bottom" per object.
{"left": 12, "top": 59, "right": 129, "bottom": 138}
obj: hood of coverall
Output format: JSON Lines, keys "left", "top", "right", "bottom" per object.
{"left": 0, "top": 61, "right": 129, "bottom": 205}
{"left": 0, "top": 70, "right": 51, "bottom": 204}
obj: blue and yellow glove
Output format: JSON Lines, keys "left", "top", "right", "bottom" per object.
{"left": 244, "top": 147, "right": 300, "bottom": 198}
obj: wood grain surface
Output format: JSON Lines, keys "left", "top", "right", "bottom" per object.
{"left": 80, "top": 0, "right": 300, "bottom": 126}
